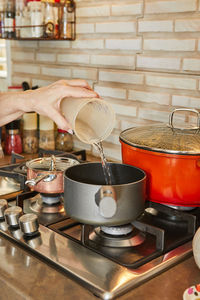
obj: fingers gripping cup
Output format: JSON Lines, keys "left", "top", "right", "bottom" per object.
{"left": 60, "top": 98, "right": 115, "bottom": 144}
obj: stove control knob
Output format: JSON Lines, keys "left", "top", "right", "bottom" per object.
{"left": 19, "top": 214, "right": 39, "bottom": 235}
{"left": 4, "top": 206, "right": 23, "bottom": 227}
{"left": 0, "top": 199, "right": 8, "bottom": 218}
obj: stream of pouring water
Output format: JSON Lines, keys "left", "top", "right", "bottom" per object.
{"left": 94, "top": 142, "right": 112, "bottom": 185}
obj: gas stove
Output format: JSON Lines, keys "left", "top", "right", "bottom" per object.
{"left": 0, "top": 151, "right": 198, "bottom": 299}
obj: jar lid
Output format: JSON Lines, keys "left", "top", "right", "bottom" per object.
{"left": 58, "top": 129, "right": 68, "bottom": 133}
{"left": 5, "top": 120, "right": 20, "bottom": 130}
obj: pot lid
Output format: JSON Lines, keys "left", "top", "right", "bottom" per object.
{"left": 120, "top": 109, "right": 200, "bottom": 155}
{"left": 26, "top": 156, "right": 79, "bottom": 172}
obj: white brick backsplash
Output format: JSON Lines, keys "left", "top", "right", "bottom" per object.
{"left": 138, "top": 20, "right": 173, "bottom": 32}
{"left": 12, "top": 51, "right": 34, "bottom": 61}
{"left": 91, "top": 55, "right": 135, "bottom": 68}
{"left": 144, "top": 39, "right": 196, "bottom": 51}
{"left": 111, "top": 103, "right": 137, "bottom": 117}
{"left": 146, "top": 74, "right": 197, "bottom": 90}
{"left": 99, "top": 70, "right": 144, "bottom": 85}
{"left": 96, "top": 22, "right": 136, "bottom": 33}
{"left": 36, "top": 53, "right": 56, "bottom": 62}
{"left": 76, "top": 23, "right": 95, "bottom": 34}
{"left": 12, "top": 76, "right": 31, "bottom": 86}
{"left": 145, "top": 0, "right": 196, "bottom": 14}
{"left": 105, "top": 131, "right": 121, "bottom": 145}
{"left": 111, "top": 2, "right": 143, "bottom": 16}
{"left": 57, "top": 53, "right": 90, "bottom": 64}
{"left": 13, "top": 64, "right": 40, "bottom": 74}
{"left": 41, "top": 67, "right": 71, "bottom": 78}
{"left": 105, "top": 38, "right": 142, "bottom": 51}
{"left": 183, "top": 59, "right": 200, "bottom": 71}
{"left": 137, "top": 55, "right": 181, "bottom": 71}
{"left": 76, "top": 6, "right": 110, "bottom": 17}
{"left": 175, "top": 19, "right": 200, "bottom": 32}
{"left": 120, "top": 119, "right": 153, "bottom": 131}
{"left": 128, "top": 90, "right": 170, "bottom": 105}
{"left": 11, "top": 40, "right": 38, "bottom": 48}
{"left": 72, "top": 67, "right": 97, "bottom": 80}
{"left": 32, "top": 79, "right": 54, "bottom": 87}
{"left": 92, "top": 143, "right": 121, "bottom": 162}
{"left": 94, "top": 86, "right": 126, "bottom": 99}
{"left": 38, "top": 41, "right": 70, "bottom": 49}
{"left": 172, "top": 95, "right": 200, "bottom": 108}
{"left": 72, "top": 39, "right": 104, "bottom": 49}
{"left": 138, "top": 108, "right": 170, "bottom": 123}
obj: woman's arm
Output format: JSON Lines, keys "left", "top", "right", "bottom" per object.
{"left": 0, "top": 79, "right": 99, "bottom": 132}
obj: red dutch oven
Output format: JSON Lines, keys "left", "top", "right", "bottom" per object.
{"left": 119, "top": 108, "right": 200, "bottom": 207}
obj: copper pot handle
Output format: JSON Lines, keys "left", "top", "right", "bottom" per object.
{"left": 25, "top": 174, "right": 57, "bottom": 186}
{"left": 169, "top": 108, "right": 200, "bottom": 130}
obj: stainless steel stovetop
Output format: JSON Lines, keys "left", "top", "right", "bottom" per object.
{"left": 0, "top": 151, "right": 198, "bottom": 299}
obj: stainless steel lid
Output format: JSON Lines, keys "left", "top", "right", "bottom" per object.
{"left": 120, "top": 108, "right": 200, "bottom": 155}
{"left": 26, "top": 156, "right": 79, "bottom": 172}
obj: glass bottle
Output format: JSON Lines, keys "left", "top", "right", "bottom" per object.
{"left": 5, "top": 120, "right": 22, "bottom": 155}
{"left": 53, "top": 0, "right": 60, "bottom": 39}
{"left": 0, "top": 0, "right": 6, "bottom": 38}
{"left": 15, "top": 0, "right": 24, "bottom": 38}
{"left": 55, "top": 129, "right": 73, "bottom": 152}
{"left": 29, "top": 0, "right": 44, "bottom": 38}
{"left": 4, "top": 0, "right": 15, "bottom": 38}
{"left": 23, "top": 112, "right": 38, "bottom": 154}
{"left": 44, "top": 0, "right": 55, "bottom": 38}
{"left": 39, "top": 115, "right": 55, "bottom": 150}
{"left": 60, "top": 0, "right": 75, "bottom": 40}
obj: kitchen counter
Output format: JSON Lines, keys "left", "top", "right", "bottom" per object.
{"left": 0, "top": 234, "right": 199, "bottom": 300}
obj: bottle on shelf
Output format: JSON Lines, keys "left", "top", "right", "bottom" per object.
{"left": 53, "top": 0, "right": 60, "bottom": 39}
{"left": 55, "top": 128, "right": 73, "bottom": 152}
{"left": 39, "top": 115, "right": 55, "bottom": 150}
{"left": 28, "top": 0, "right": 44, "bottom": 38}
{"left": 0, "top": 0, "right": 6, "bottom": 39}
{"left": 4, "top": 0, "right": 15, "bottom": 38}
{"left": 15, "top": 0, "right": 25, "bottom": 38}
{"left": 60, "top": 0, "right": 75, "bottom": 40}
{"left": 5, "top": 120, "right": 22, "bottom": 155}
{"left": 22, "top": 112, "right": 39, "bottom": 154}
{"left": 43, "top": 0, "right": 55, "bottom": 38}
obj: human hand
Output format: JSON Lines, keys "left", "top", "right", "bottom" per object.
{"left": 23, "top": 79, "right": 99, "bottom": 132}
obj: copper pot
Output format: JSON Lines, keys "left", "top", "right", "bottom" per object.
{"left": 25, "top": 156, "right": 79, "bottom": 194}
{"left": 119, "top": 108, "right": 200, "bottom": 207}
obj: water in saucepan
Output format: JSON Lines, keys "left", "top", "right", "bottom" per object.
{"left": 93, "top": 142, "right": 112, "bottom": 185}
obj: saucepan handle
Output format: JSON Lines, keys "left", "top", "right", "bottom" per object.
{"left": 25, "top": 174, "right": 57, "bottom": 186}
{"left": 169, "top": 108, "right": 200, "bottom": 130}
{"left": 95, "top": 186, "right": 117, "bottom": 219}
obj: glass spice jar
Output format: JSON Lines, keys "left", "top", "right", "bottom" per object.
{"left": 5, "top": 120, "right": 22, "bottom": 155}
{"left": 23, "top": 112, "right": 38, "bottom": 154}
{"left": 55, "top": 129, "right": 73, "bottom": 152}
{"left": 39, "top": 115, "right": 55, "bottom": 150}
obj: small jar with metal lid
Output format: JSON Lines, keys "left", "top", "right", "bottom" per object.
{"left": 23, "top": 112, "right": 38, "bottom": 154}
{"left": 5, "top": 120, "right": 22, "bottom": 155}
{"left": 39, "top": 115, "right": 55, "bottom": 150}
{"left": 55, "top": 129, "right": 73, "bottom": 152}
